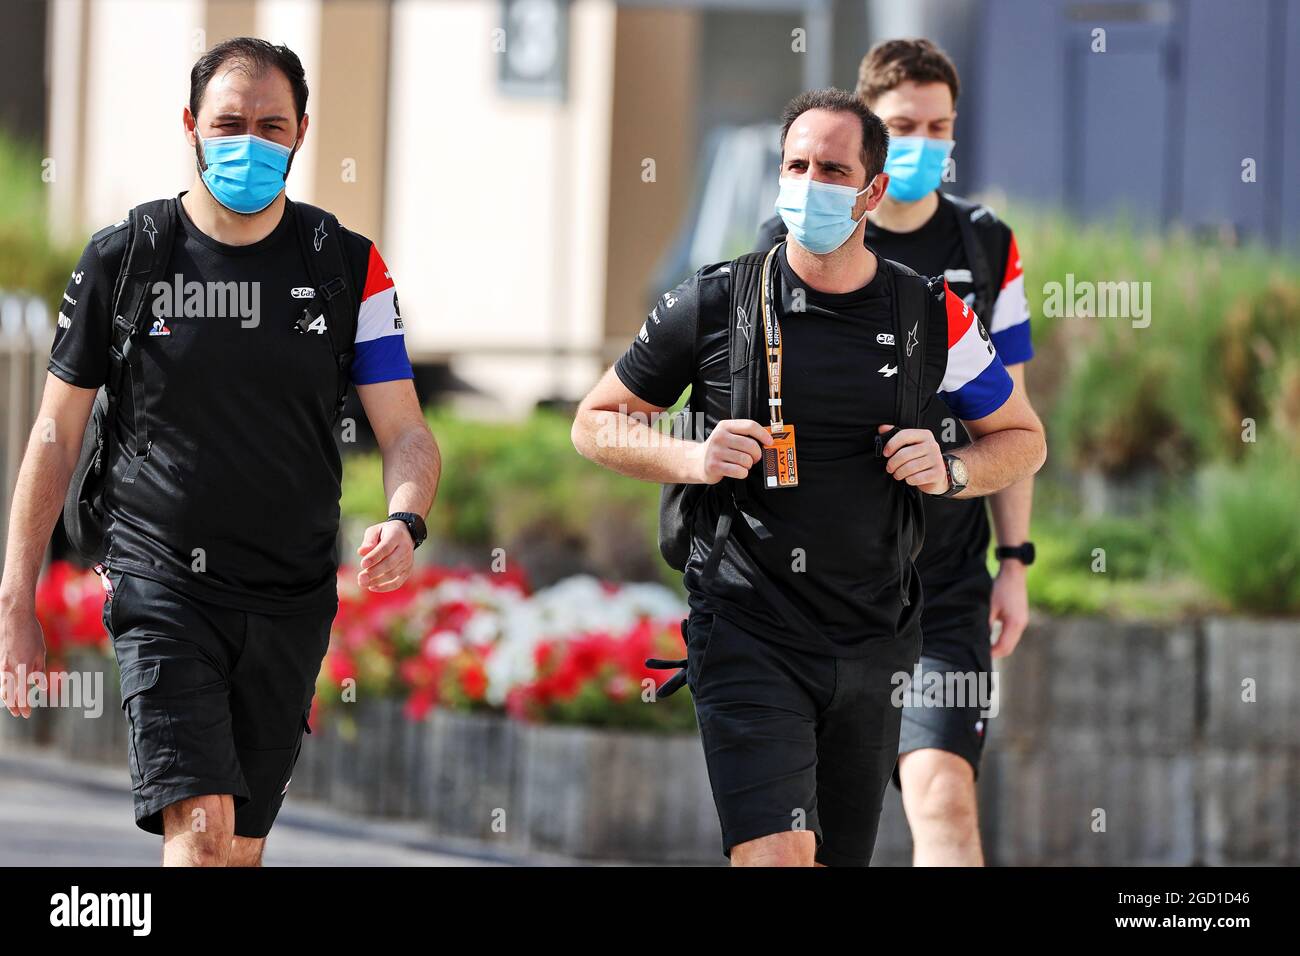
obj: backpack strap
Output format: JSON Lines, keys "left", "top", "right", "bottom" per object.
{"left": 698, "top": 247, "right": 773, "bottom": 581}
{"left": 292, "top": 201, "right": 358, "bottom": 422}
{"left": 943, "top": 193, "right": 998, "bottom": 325}
{"left": 877, "top": 257, "right": 936, "bottom": 607}
{"left": 108, "top": 199, "right": 176, "bottom": 484}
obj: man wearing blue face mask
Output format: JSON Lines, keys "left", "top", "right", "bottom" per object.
{"left": 757, "top": 39, "right": 1038, "bottom": 867}
{"left": 575, "top": 88, "right": 1045, "bottom": 866}
{"left": 0, "top": 37, "right": 440, "bottom": 866}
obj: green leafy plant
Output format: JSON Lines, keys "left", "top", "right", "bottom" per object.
{"left": 0, "top": 132, "right": 81, "bottom": 310}
{"left": 342, "top": 409, "right": 667, "bottom": 586}
{"left": 1176, "top": 444, "right": 1300, "bottom": 614}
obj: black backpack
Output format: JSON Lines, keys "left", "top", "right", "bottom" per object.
{"left": 62, "top": 198, "right": 358, "bottom": 563}
{"left": 648, "top": 246, "right": 943, "bottom": 697}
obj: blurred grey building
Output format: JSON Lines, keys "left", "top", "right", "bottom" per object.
{"left": 665, "top": 0, "right": 1300, "bottom": 280}
{"left": 1, "top": 0, "right": 1296, "bottom": 417}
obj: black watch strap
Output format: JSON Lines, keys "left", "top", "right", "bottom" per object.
{"left": 995, "top": 542, "right": 1035, "bottom": 566}
{"left": 388, "top": 512, "right": 427, "bottom": 549}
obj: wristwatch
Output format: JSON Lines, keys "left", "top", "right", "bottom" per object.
{"left": 995, "top": 542, "right": 1036, "bottom": 566}
{"left": 388, "top": 512, "right": 427, "bottom": 549}
{"left": 938, "top": 454, "right": 968, "bottom": 498}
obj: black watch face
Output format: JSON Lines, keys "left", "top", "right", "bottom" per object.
{"left": 407, "top": 518, "right": 426, "bottom": 546}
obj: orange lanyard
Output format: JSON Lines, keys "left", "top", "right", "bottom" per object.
{"left": 759, "top": 244, "right": 783, "bottom": 431}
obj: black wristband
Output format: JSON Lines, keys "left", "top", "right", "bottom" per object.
{"left": 995, "top": 542, "right": 1035, "bottom": 566}
{"left": 388, "top": 512, "right": 427, "bottom": 549}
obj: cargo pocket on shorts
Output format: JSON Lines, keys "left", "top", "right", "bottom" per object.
{"left": 119, "top": 660, "right": 175, "bottom": 788}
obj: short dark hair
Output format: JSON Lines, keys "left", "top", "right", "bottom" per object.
{"left": 190, "top": 37, "right": 309, "bottom": 123}
{"left": 779, "top": 88, "right": 890, "bottom": 182}
{"left": 856, "top": 38, "right": 961, "bottom": 107}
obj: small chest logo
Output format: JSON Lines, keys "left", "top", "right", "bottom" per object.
{"left": 878, "top": 364, "right": 898, "bottom": 378}
{"left": 148, "top": 317, "right": 171, "bottom": 337}
{"left": 290, "top": 287, "right": 315, "bottom": 299}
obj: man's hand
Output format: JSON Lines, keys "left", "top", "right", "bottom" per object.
{"left": 356, "top": 520, "right": 415, "bottom": 593}
{"left": 879, "top": 424, "right": 948, "bottom": 495}
{"left": 0, "top": 599, "right": 47, "bottom": 718}
{"left": 989, "top": 562, "right": 1030, "bottom": 659}
{"left": 694, "top": 419, "right": 773, "bottom": 484}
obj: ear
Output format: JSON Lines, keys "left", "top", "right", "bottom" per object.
{"left": 295, "top": 113, "right": 310, "bottom": 151}
{"left": 183, "top": 106, "right": 198, "bottom": 148}
{"left": 861, "top": 172, "right": 890, "bottom": 214}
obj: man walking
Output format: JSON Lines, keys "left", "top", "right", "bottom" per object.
{"left": 756, "top": 39, "right": 1038, "bottom": 866}
{"left": 573, "top": 88, "right": 1045, "bottom": 866}
{"left": 0, "top": 38, "right": 439, "bottom": 866}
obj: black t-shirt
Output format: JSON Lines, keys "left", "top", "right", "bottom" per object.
{"left": 615, "top": 243, "right": 1013, "bottom": 656}
{"left": 756, "top": 195, "right": 1033, "bottom": 658}
{"left": 49, "top": 195, "right": 413, "bottom": 614}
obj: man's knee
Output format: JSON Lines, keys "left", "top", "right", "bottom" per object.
{"left": 161, "top": 794, "right": 236, "bottom": 866}
{"left": 899, "top": 749, "right": 979, "bottom": 829}
{"left": 731, "top": 829, "right": 816, "bottom": 867}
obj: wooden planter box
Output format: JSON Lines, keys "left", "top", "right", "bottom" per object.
{"left": 517, "top": 722, "right": 718, "bottom": 863}
{"left": 46, "top": 651, "right": 124, "bottom": 767}
{"left": 16, "top": 614, "right": 1300, "bottom": 865}
{"left": 307, "top": 698, "right": 412, "bottom": 817}
{"left": 1199, "top": 617, "right": 1300, "bottom": 865}
{"left": 424, "top": 709, "right": 522, "bottom": 845}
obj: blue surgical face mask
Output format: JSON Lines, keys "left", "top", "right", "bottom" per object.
{"left": 197, "top": 133, "right": 293, "bottom": 215}
{"left": 882, "top": 136, "right": 954, "bottom": 203}
{"left": 774, "top": 176, "right": 873, "bottom": 255}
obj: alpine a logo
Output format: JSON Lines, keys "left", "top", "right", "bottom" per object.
{"left": 290, "top": 287, "right": 315, "bottom": 299}
{"left": 878, "top": 364, "right": 898, "bottom": 378}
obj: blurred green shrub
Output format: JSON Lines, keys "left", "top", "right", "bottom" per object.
{"left": 1006, "top": 204, "right": 1299, "bottom": 475}
{"left": 342, "top": 409, "right": 668, "bottom": 586}
{"left": 1176, "top": 443, "right": 1300, "bottom": 615}
{"left": 1019, "top": 509, "right": 1197, "bottom": 618}
{"left": 0, "top": 132, "right": 80, "bottom": 307}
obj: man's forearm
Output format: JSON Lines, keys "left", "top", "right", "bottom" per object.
{"left": 989, "top": 473, "right": 1034, "bottom": 546}
{"left": 572, "top": 408, "right": 703, "bottom": 484}
{"left": 951, "top": 427, "right": 1044, "bottom": 499}
{"left": 380, "top": 424, "right": 440, "bottom": 518}
{"left": 1, "top": 423, "right": 79, "bottom": 605}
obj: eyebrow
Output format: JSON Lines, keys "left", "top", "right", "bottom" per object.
{"left": 212, "top": 112, "right": 291, "bottom": 123}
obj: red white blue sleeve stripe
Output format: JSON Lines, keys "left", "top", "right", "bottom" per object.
{"left": 987, "top": 231, "right": 1033, "bottom": 365}
{"left": 351, "top": 244, "right": 414, "bottom": 385}
{"left": 938, "top": 279, "right": 1014, "bottom": 421}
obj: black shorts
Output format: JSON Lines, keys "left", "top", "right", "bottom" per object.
{"left": 685, "top": 611, "right": 920, "bottom": 867}
{"left": 101, "top": 567, "right": 335, "bottom": 838}
{"left": 895, "top": 652, "right": 992, "bottom": 781}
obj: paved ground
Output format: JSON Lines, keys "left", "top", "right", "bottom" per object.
{"left": 0, "top": 748, "right": 543, "bottom": 867}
